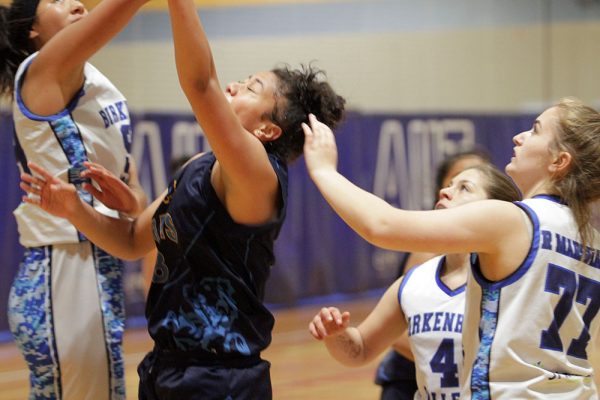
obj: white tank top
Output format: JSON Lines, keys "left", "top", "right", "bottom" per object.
{"left": 12, "top": 53, "right": 132, "bottom": 246}
{"left": 400, "top": 255, "right": 465, "bottom": 400}
{"left": 462, "top": 196, "right": 600, "bottom": 399}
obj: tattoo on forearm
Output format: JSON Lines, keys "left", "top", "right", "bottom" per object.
{"left": 335, "top": 334, "right": 361, "bottom": 359}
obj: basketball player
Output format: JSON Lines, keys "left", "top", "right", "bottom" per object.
{"left": 0, "top": 0, "right": 148, "bottom": 398}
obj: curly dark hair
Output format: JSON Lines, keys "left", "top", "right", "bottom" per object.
{"left": 267, "top": 64, "right": 346, "bottom": 163}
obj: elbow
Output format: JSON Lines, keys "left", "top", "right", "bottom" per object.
{"left": 360, "top": 217, "right": 392, "bottom": 248}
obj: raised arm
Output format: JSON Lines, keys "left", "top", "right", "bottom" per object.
{"left": 21, "top": 162, "right": 156, "bottom": 260}
{"left": 302, "top": 115, "right": 527, "bottom": 260}
{"left": 23, "top": 0, "right": 148, "bottom": 115}
{"left": 309, "top": 279, "right": 408, "bottom": 367}
{"left": 167, "top": 0, "right": 279, "bottom": 224}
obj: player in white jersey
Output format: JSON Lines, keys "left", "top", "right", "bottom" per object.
{"left": 309, "top": 164, "right": 520, "bottom": 400}
{"left": 0, "top": 0, "right": 148, "bottom": 398}
{"left": 302, "top": 97, "right": 600, "bottom": 399}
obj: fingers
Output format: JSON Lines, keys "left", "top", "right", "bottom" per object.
{"left": 20, "top": 172, "right": 45, "bottom": 196}
{"left": 308, "top": 307, "right": 349, "bottom": 340}
{"left": 27, "top": 162, "right": 54, "bottom": 182}
{"left": 82, "top": 182, "right": 102, "bottom": 198}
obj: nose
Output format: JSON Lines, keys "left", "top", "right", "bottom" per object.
{"left": 71, "top": 0, "right": 86, "bottom": 15}
{"left": 438, "top": 186, "right": 452, "bottom": 201}
{"left": 226, "top": 81, "right": 241, "bottom": 96}
{"left": 512, "top": 130, "right": 529, "bottom": 146}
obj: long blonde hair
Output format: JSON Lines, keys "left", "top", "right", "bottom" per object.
{"left": 552, "top": 97, "right": 600, "bottom": 250}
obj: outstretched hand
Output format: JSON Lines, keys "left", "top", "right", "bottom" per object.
{"left": 81, "top": 161, "right": 138, "bottom": 215}
{"left": 308, "top": 307, "right": 351, "bottom": 340}
{"left": 20, "top": 162, "right": 81, "bottom": 219}
{"left": 302, "top": 113, "right": 339, "bottom": 176}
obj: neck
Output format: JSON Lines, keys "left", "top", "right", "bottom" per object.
{"left": 440, "top": 254, "right": 469, "bottom": 290}
{"left": 521, "top": 179, "right": 557, "bottom": 199}
{"left": 444, "top": 253, "right": 470, "bottom": 273}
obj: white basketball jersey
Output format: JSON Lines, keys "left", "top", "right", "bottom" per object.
{"left": 12, "top": 53, "right": 132, "bottom": 247}
{"left": 462, "top": 196, "right": 600, "bottom": 399}
{"left": 400, "top": 255, "right": 465, "bottom": 400}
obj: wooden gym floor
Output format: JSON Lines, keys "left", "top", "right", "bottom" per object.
{"left": 0, "top": 297, "right": 383, "bottom": 399}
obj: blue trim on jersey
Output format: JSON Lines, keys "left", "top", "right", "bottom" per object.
{"left": 470, "top": 287, "right": 500, "bottom": 400}
{"left": 435, "top": 256, "right": 466, "bottom": 296}
{"left": 12, "top": 126, "right": 30, "bottom": 175}
{"left": 15, "top": 57, "right": 85, "bottom": 122}
{"left": 49, "top": 115, "right": 92, "bottom": 241}
{"left": 470, "top": 201, "right": 541, "bottom": 290}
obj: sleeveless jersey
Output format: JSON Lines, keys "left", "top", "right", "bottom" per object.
{"left": 399, "top": 255, "right": 465, "bottom": 400}
{"left": 12, "top": 53, "right": 132, "bottom": 247}
{"left": 146, "top": 152, "right": 288, "bottom": 360}
{"left": 462, "top": 195, "right": 600, "bottom": 399}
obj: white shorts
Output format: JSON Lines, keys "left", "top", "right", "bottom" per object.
{"left": 8, "top": 242, "right": 126, "bottom": 399}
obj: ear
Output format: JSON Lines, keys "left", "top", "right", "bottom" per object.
{"left": 549, "top": 151, "right": 572, "bottom": 177}
{"left": 29, "top": 27, "right": 40, "bottom": 40}
{"left": 255, "top": 123, "right": 282, "bottom": 142}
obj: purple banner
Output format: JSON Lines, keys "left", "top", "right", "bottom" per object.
{"left": 0, "top": 110, "right": 535, "bottom": 339}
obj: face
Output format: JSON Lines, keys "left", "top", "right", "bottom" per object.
{"left": 225, "top": 71, "right": 280, "bottom": 138}
{"left": 505, "top": 106, "right": 559, "bottom": 193}
{"left": 30, "top": 0, "right": 87, "bottom": 48}
{"left": 435, "top": 168, "right": 489, "bottom": 210}
{"left": 442, "top": 155, "right": 487, "bottom": 189}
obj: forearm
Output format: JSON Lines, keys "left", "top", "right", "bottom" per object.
{"left": 310, "top": 169, "right": 398, "bottom": 249}
{"left": 69, "top": 200, "right": 148, "bottom": 260}
{"left": 41, "top": 0, "right": 148, "bottom": 74}
{"left": 323, "top": 328, "right": 368, "bottom": 367}
{"left": 127, "top": 184, "right": 148, "bottom": 218}
{"left": 168, "top": 0, "right": 216, "bottom": 93}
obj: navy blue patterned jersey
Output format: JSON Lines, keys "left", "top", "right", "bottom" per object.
{"left": 146, "top": 152, "right": 288, "bottom": 359}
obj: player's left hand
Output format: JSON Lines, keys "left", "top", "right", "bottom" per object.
{"left": 20, "top": 162, "right": 80, "bottom": 219}
{"left": 81, "top": 161, "right": 138, "bottom": 216}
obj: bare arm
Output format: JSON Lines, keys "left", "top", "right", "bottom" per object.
{"left": 23, "top": 0, "right": 148, "bottom": 115}
{"left": 309, "top": 279, "right": 408, "bottom": 367}
{"left": 22, "top": 162, "right": 157, "bottom": 260}
{"left": 167, "top": 0, "right": 278, "bottom": 224}
{"left": 302, "top": 115, "right": 529, "bottom": 279}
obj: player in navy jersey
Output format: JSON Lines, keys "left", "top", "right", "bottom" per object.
{"left": 302, "top": 98, "right": 600, "bottom": 399}
{"left": 310, "top": 164, "right": 520, "bottom": 400}
{"left": 18, "top": 0, "right": 346, "bottom": 397}
{"left": 0, "top": 0, "right": 148, "bottom": 398}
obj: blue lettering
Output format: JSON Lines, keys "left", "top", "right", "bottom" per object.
{"left": 455, "top": 314, "right": 463, "bottom": 333}
{"left": 541, "top": 230, "right": 552, "bottom": 250}
{"left": 99, "top": 110, "right": 110, "bottom": 128}
{"left": 423, "top": 312, "right": 433, "bottom": 332}
{"left": 443, "top": 312, "right": 455, "bottom": 332}
{"left": 433, "top": 312, "right": 443, "bottom": 331}
{"left": 116, "top": 100, "right": 128, "bottom": 121}
{"left": 412, "top": 315, "right": 421, "bottom": 335}
{"left": 109, "top": 105, "right": 119, "bottom": 123}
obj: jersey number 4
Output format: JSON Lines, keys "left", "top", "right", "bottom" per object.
{"left": 430, "top": 338, "right": 459, "bottom": 387}
{"left": 541, "top": 263, "right": 600, "bottom": 359}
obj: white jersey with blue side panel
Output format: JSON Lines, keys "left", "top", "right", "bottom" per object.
{"left": 461, "top": 196, "right": 600, "bottom": 399}
{"left": 12, "top": 52, "right": 132, "bottom": 247}
{"left": 399, "top": 255, "right": 465, "bottom": 400}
